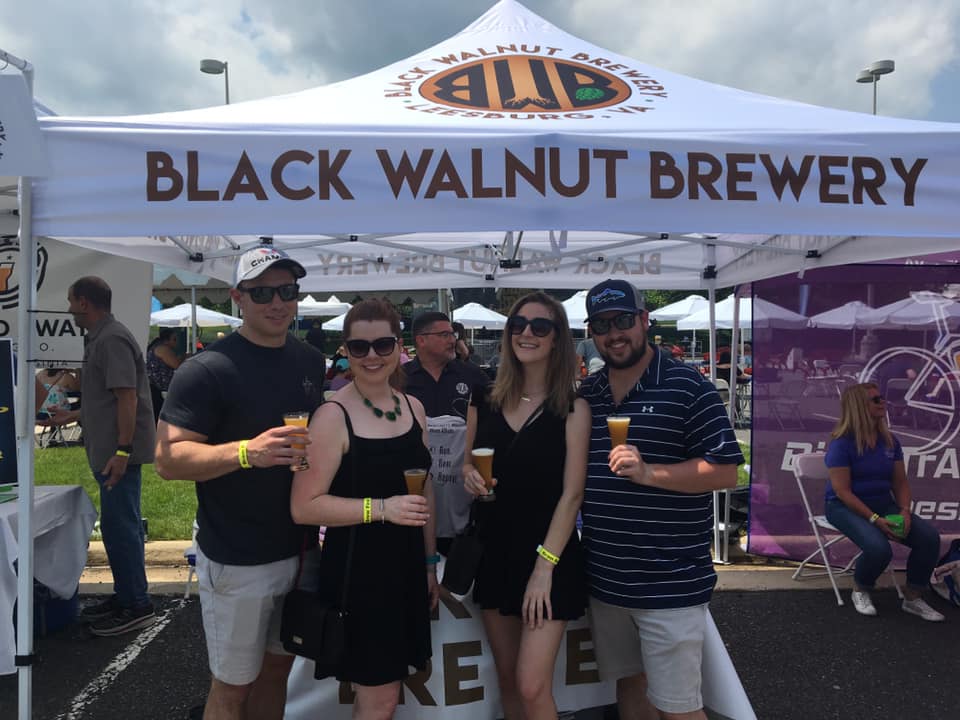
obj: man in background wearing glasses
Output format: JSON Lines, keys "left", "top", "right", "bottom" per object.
{"left": 404, "top": 312, "right": 490, "bottom": 555}
{"left": 578, "top": 279, "right": 743, "bottom": 720}
{"left": 155, "top": 247, "right": 326, "bottom": 720}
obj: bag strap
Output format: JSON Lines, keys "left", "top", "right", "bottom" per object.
{"left": 508, "top": 400, "right": 546, "bottom": 452}
{"left": 329, "top": 401, "right": 359, "bottom": 612}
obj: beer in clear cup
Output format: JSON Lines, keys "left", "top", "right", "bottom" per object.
{"left": 608, "top": 416, "right": 630, "bottom": 448}
{"left": 404, "top": 468, "right": 428, "bottom": 496}
{"left": 471, "top": 448, "right": 496, "bottom": 501}
{"left": 283, "top": 411, "right": 310, "bottom": 471}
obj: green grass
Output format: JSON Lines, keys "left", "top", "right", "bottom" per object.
{"left": 737, "top": 441, "right": 751, "bottom": 487}
{"left": 34, "top": 446, "right": 197, "bottom": 540}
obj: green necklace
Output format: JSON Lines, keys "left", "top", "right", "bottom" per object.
{"left": 359, "top": 391, "right": 403, "bottom": 421}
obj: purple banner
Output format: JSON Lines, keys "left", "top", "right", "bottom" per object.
{"left": 748, "top": 265, "right": 960, "bottom": 566}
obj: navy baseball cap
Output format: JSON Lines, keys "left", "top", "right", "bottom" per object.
{"left": 585, "top": 279, "right": 645, "bottom": 321}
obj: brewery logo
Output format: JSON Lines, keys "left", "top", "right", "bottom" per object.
{"left": 0, "top": 242, "right": 50, "bottom": 311}
{"left": 385, "top": 47, "right": 667, "bottom": 120}
{"left": 421, "top": 55, "right": 630, "bottom": 113}
{"left": 456, "top": 382, "right": 470, "bottom": 396}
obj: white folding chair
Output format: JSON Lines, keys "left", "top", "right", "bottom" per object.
{"left": 792, "top": 452, "right": 900, "bottom": 605}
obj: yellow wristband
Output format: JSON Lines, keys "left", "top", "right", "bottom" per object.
{"left": 868, "top": 513, "right": 879, "bottom": 524}
{"left": 115, "top": 449, "right": 131, "bottom": 458}
{"left": 536, "top": 544, "right": 560, "bottom": 565}
{"left": 238, "top": 440, "right": 252, "bottom": 469}
{"left": 362, "top": 497, "right": 372, "bottom": 524}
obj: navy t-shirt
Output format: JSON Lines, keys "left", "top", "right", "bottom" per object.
{"left": 161, "top": 333, "right": 326, "bottom": 565}
{"left": 824, "top": 434, "right": 901, "bottom": 503}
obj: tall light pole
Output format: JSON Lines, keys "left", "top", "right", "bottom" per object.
{"left": 856, "top": 59, "right": 894, "bottom": 115}
{"left": 200, "top": 58, "right": 229, "bottom": 104}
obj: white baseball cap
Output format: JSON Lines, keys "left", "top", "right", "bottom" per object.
{"left": 234, "top": 246, "right": 306, "bottom": 286}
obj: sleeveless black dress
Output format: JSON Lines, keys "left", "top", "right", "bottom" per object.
{"left": 473, "top": 404, "right": 587, "bottom": 620}
{"left": 313, "top": 400, "right": 433, "bottom": 685}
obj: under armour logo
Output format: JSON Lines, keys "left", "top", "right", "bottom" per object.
{"left": 640, "top": 406, "right": 654, "bottom": 413}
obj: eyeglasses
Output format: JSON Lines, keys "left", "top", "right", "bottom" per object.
{"left": 345, "top": 337, "right": 398, "bottom": 358}
{"left": 238, "top": 283, "right": 299, "bottom": 304}
{"left": 589, "top": 312, "right": 638, "bottom": 335}
{"left": 417, "top": 330, "right": 459, "bottom": 340}
{"left": 870, "top": 396, "right": 885, "bottom": 405}
{"left": 507, "top": 315, "right": 557, "bottom": 337}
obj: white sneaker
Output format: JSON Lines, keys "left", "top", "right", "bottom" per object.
{"left": 902, "top": 597, "right": 945, "bottom": 622}
{"left": 851, "top": 590, "right": 877, "bottom": 616}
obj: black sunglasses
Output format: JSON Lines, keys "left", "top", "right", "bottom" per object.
{"left": 238, "top": 283, "right": 299, "bottom": 304}
{"left": 870, "top": 396, "right": 885, "bottom": 405}
{"left": 345, "top": 337, "right": 398, "bottom": 358}
{"left": 507, "top": 315, "right": 557, "bottom": 337}
{"left": 589, "top": 312, "right": 638, "bottom": 335}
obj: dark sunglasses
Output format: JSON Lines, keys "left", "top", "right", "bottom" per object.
{"left": 507, "top": 315, "right": 557, "bottom": 337}
{"left": 589, "top": 312, "right": 638, "bottom": 335}
{"left": 238, "top": 283, "right": 299, "bottom": 304}
{"left": 870, "top": 396, "right": 885, "bottom": 405}
{"left": 345, "top": 336, "right": 398, "bottom": 358}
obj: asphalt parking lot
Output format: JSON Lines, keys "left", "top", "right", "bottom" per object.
{"left": 1, "top": 584, "right": 956, "bottom": 720}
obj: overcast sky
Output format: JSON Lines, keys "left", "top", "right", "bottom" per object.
{"left": 2, "top": 0, "right": 959, "bottom": 121}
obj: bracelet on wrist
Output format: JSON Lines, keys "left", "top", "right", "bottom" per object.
{"left": 117, "top": 444, "right": 133, "bottom": 454}
{"left": 536, "top": 544, "right": 560, "bottom": 565}
{"left": 868, "top": 512, "right": 879, "bottom": 524}
{"left": 115, "top": 449, "right": 131, "bottom": 458}
{"left": 380, "top": 498, "right": 386, "bottom": 524}
{"left": 362, "top": 497, "right": 372, "bottom": 524}
{"left": 425, "top": 553, "right": 441, "bottom": 565}
{"left": 237, "top": 440, "right": 252, "bottom": 469}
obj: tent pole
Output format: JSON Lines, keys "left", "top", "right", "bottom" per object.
{"left": 729, "top": 290, "right": 741, "bottom": 427}
{"left": 12, "top": 53, "right": 37, "bottom": 720}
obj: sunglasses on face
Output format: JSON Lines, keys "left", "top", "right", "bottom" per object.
{"left": 507, "top": 315, "right": 557, "bottom": 337}
{"left": 589, "top": 312, "right": 638, "bottom": 335}
{"left": 345, "top": 336, "right": 398, "bottom": 358}
{"left": 870, "top": 396, "right": 885, "bottom": 405}
{"left": 238, "top": 283, "right": 299, "bottom": 304}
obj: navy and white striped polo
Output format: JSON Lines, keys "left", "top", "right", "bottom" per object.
{"left": 579, "top": 346, "right": 744, "bottom": 610}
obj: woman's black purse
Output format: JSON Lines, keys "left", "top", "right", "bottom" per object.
{"left": 440, "top": 503, "right": 483, "bottom": 595}
{"left": 280, "top": 402, "right": 358, "bottom": 671}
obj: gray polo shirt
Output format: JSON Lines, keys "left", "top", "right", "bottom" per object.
{"left": 80, "top": 314, "right": 156, "bottom": 470}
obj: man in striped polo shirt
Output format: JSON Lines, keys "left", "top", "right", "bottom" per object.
{"left": 578, "top": 280, "right": 743, "bottom": 720}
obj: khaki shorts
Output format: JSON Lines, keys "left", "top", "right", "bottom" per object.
{"left": 197, "top": 546, "right": 318, "bottom": 686}
{"left": 588, "top": 596, "right": 707, "bottom": 715}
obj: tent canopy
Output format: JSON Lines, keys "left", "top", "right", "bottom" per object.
{"left": 17, "top": 0, "right": 960, "bottom": 292}
{"left": 677, "top": 296, "right": 807, "bottom": 330}
{"left": 298, "top": 294, "right": 352, "bottom": 317}
{"left": 649, "top": 295, "right": 709, "bottom": 322}
{"left": 452, "top": 302, "right": 508, "bottom": 329}
{"left": 150, "top": 303, "right": 242, "bottom": 328}
{"left": 807, "top": 300, "right": 877, "bottom": 330}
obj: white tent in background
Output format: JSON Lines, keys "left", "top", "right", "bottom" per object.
{"left": 561, "top": 290, "right": 590, "bottom": 327}
{"left": 299, "top": 294, "right": 352, "bottom": 317}
{"left": 807, "top": 300, "right": 879, "bottom": 329}
{"left": 322, "top": 311, "right": 404, "bottom": 332}
{"left": 860, "top": 296, "right": 960, "bottom": 329}
{"left": 677, "top": 296, "right": 807, "bottom": 331}
{"left": 649, "top": 295, "right": 709, "bottom": 322}
{"left": 453, "top": 302, "right": 508, "bottom": 329}
{"left": 150, "top": 303, "right": 242, "bottom": 328}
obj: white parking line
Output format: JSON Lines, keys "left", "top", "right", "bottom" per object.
{"left": 56, "top": 600, "right": 185, "bottom": 720}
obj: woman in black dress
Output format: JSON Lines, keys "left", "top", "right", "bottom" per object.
{"left": 292, "top": 299, "right": 439, "bottom": 719}
{"left": 463, "top": 292, "right": 589, "bottom": 720}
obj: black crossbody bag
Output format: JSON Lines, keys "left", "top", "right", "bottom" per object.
{"left": 280, "top": 403, "right": 358, "bottom": 671}
{"left": 441, "top": 402, "right": 545, "bottom": 595}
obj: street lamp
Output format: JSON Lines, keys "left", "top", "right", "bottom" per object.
{"left": 200, "top": 58, "right": 230, "bottom": 104}
{"left": 856, "top": 59, "right": 895, "bottom": 115}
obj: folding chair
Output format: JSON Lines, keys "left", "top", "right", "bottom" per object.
{"left": 792, "top": 452, "right": 900, "bottom": 606}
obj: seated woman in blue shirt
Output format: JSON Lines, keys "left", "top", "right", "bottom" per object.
{"left": 824, "top": 382, "right": 943, "bottom": 621}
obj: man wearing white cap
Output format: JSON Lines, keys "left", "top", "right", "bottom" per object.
{"left": 156, "top": 246, "right": 326, "bottom": 720}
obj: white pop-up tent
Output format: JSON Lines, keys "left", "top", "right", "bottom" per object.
{"left": 150, "top": 303, "right": 242, "bottom": 328}
{"left": 678, "top": 296, "right": 808, "bottom": 330}
{"left": 452, "top": 302, "right": 508, "bottom": 329}
{"left": 649, "top": 294, "right": 709, "bottom": 322}
{"left": 298, "top": 294, "right": 352, "bottom": 317}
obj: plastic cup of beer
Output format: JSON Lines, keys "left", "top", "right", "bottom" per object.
{"left": 608, "top": 416, "right": 631, "bottom": 448}
{"left": 283, "top": 411, "right": 310, "bottom": 471}
{"left": 471, "top": 448, "right": 496, "bottom": 501}
{"left": 404, "top": 468, "right": 428, "bottom": 496}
